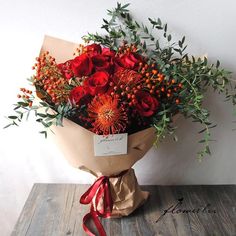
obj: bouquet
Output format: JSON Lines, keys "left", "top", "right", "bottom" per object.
{"left": 6, "top": 3, "right": 236, "bottom": 236}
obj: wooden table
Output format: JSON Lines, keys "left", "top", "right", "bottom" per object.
{"left": 12, "top": 184, "right": 236, "bottom": 236}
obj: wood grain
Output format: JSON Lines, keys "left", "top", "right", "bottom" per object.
{"left": 12, "top": 184, "right": 236, "bottom": 236}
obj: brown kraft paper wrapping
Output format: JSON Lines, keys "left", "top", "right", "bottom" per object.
{"left": 41, "top": 35, "right": 156, "bottom": 217}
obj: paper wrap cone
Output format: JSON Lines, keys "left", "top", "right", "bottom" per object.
{"left": 41, "top": 35, "right": 156, "bottom": 217}
{"left": 50, "top": 117, "right": 156, "bottom": 176}
{"left": 50, "top": 118, "right": 155, "bottom": 217}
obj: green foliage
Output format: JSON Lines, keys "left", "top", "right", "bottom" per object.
{"left": 5, "top": 94, "right": 75, "bottom": 138}
{"left": 83, "top": 2, "right": 236, "bottom": 160}
{"left": 5, "top": 3, "right": 236, "bottom": 160}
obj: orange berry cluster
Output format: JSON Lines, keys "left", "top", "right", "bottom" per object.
{"left": 17, "top": 88, "right": 33, "bottom": 107}
{"left": 32, "top": 51, "right": 69, "bottom": 105}
{"left": 139, "top": 62, "right": 182, "bottom": 104}
{"left": 110, "top": 69, "right": 143, "bottom": 106}
{"left": 73, "top": 44, "right": 85, "bottom": 56}
{"left": 115, "top": 43, "right": 182, "bottom": 105}
{"left": 109, "top": 62, "right": 183, "bottom": 106}
{"left": 118, "top": 43, "right": 138, "bottom": 54}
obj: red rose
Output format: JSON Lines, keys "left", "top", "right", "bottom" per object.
{"left": 69, "top": 86, "right": 90, "bottom": 105}
{"left": 58, "top": 60, "right": 73, "bottom": 79}
{"left": 92, "top": 55, "right": 112, "bottom": 72}
{"left": 117, "top": 52, "right": 143, "bottom": 70}
{"left": 135, "top": 91, "right": 159, "bottom": 117}
{"left": 102, "top": 47, "right": 115, "bottom": 58}
{"left": 85, "top": 71, "right": 110, "bottom": 96}
{"left": 84, "top": 43, "right": 102, "bottom": 55}
{"left": 71, "top": 54, "right": 93, "bottom": 77}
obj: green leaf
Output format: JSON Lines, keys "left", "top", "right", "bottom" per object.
{"left": 8, "top": 116, "right": 18, "bottom": 119}
{"left": 39, "top": 101, "right": 49, "bottom": 106}
{"left": 164, "top": 24, "right": 167, "bottom": 32}
{"left": 14, "top": 106, "right": 20, "bottom": 110}
{"left": 121, "top": 3, "right": 130, "bottom": 9}
{"left": 205, "top": 146, "right": 211, "bottom": 155}
{"left": 37, "top": 113, "right": 47, "bottom": 118}
{"left": 3, "top": 123, "right": 13, "bottom": 129}
{"left": 18, "top": 102, "right": 28, "bottom": 107}
{"left": 39, "top": 131, "right": 47, "bottom": 138}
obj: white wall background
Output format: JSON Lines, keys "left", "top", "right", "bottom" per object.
{"left": 0, "top": 0, "right": 236, "bottom": 235}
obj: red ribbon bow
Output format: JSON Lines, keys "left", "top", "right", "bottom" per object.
{"left": 80, "top": 175, "right": 113, "bottom": 236}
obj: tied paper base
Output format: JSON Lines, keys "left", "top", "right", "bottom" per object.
{"left": 108, "top": 168, "right": 149, "bottom": 218}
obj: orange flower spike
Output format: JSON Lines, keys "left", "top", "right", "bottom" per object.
{"left": 88, "top": 95, "right": 128, "bottom": 135}
{"left": 176, "top": 98, "right": 180, "bottom": 104}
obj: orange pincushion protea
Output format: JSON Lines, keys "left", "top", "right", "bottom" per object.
{"left": 88, "top": 94, "right": 128, "bottom": 135}
{"left": 113, "top": 67, "right": 142, "bottom": 85}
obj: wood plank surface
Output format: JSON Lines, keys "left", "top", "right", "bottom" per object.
{"left": 11, "top": 184, "right": 236, "bottom": 236}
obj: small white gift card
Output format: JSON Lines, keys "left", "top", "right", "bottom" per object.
{"left": 94, "top": 133, "right": 128, "bottom": 156}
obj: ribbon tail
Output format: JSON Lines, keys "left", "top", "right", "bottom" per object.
{"left": 83, "top": 211, "right": 107, "bottom": 236}
{"left": 80, "top": 176, "right": 105, "bottom": 205}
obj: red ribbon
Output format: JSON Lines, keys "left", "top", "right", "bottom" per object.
{"left": 80, "top": 170, "right": 128, "bottom": 236}
{"left": 80, "top": 175, "right": 112, "bottom": 236}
